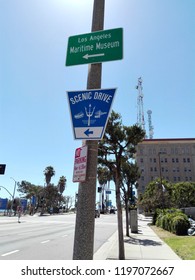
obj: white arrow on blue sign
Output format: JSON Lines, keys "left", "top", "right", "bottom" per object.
{"left": 67, "top": 88, "right": 116, "bottom": 140}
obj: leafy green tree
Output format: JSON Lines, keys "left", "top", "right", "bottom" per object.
{"left": 98, "top": 110, "right": 145, "bottom": 259}
{"left": 44, "top": 184, "right": 61, "bottom": 208}
{"left": 171, "top": 182, "right": 195, "bottom": 208}
{"left": 139, "top": 180, "right": 195, "bottom": 213}
{"left": 17, "top": 181, "right": 42, "bottom": 199}
{"left": 138, "top": 179, "right": 172, "bottom": 212}
{"left": 18, "top": 174, "right": 68, "bottom": 215}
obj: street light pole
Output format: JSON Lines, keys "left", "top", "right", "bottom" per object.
{"left": 0, "top": 186, "right": 13, "bottom": 198}
{"left": 10, "top": 177, "right": 17, "bottom": 214}
{"left": 10, "top": 177, "right": 17, "bottom": 201}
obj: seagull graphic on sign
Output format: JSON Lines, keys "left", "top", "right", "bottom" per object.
{"left": 67, "top": 88, "right": 116, "bottom": 140}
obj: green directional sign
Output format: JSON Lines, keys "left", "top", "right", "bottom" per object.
{"left": 66, "top": 28, "right": 123, "bottom": 66}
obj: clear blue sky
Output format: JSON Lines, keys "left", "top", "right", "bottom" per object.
{"left": 0, "top": 0, "right": 194, "bottom": 203}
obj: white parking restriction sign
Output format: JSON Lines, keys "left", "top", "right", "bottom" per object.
{"left": 73, "top": 146, "right": 88, "bottom": 182}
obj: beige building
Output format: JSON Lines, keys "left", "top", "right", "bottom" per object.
{"left": 136, "top": 138, "right": 195, "bottom": 196}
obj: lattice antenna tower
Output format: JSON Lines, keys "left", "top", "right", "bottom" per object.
{"left": 147, "top": 110, "right": 154, "bottom": 139}
{"left": 136, "top": 77, "right": 145, "bottom": 132}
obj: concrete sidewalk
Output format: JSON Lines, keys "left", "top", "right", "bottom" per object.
{"left": 94, "top": 214, "right": 181, "bottom": 260}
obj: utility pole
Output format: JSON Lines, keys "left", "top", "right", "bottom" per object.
{"left": 73, "top": 0, "right": 105, "bottom": 260}
{"left": 136, "top": 77, "right": 146, "bottom": 134}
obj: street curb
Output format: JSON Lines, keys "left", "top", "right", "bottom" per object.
{"left": 94, "top": 229, "right": 118, "bottom": 260}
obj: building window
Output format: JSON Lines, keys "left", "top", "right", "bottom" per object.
{"left": 172, "top": 158, "right": 175, "bottom": 163}
{"left": 186, "top": 147, "right": 190, "bottom": 154}
{"left": 154, "top": 158, "right": 156, "bottom": 163}
{"left": 140, "top": 158, "right": 143, "bottom": 163}
{"left": 187, "top": 158, "right": 190, "bottom": 163}
{"left": 183, "top": 158, "right": 186, "bottom": 163}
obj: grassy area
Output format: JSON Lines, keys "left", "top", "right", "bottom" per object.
{"left": 150, "top": 225, "right": 195, "bottom": 260}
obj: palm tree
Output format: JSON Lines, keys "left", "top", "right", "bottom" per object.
{"left": 43, "top": 166, "right": 55, "bottom": 186}
{"left": 97, "top": 166, "right": 112, "bottom": 212}
{"left": 58, "top": 176, "right": 67, "bottom": 194}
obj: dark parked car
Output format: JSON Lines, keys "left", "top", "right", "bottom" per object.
{"left": 110, "top": 207, "right": 117, "bottom": 214}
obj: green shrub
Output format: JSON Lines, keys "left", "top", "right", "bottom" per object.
{"left": 171, "top": 214, "right": 190, "bottom": 235}
{"left": 153, "top": 209, "right": 163, "bottom": 225}
{"left": 155, "top": 208, "right": 190, "bottom": 235}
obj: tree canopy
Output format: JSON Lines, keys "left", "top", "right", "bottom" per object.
{"left": 17, "top": 166, "right": 68, "bottom": 213}
{"left": 138, "top": 180, "right": 195, "bottom": 212}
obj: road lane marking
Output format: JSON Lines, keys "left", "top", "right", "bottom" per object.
{"left": 1, "top": 250, "right": 19, "bottom": 257}
{"left": 17, "top": 226, "right": 52, "bottom": 235}
{"left": 62, "top": 234, "right": 68, "bottom": 237}
{"left": 41, "top": 240, "right": 50, "bottom": 244}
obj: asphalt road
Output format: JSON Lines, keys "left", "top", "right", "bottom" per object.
{"left": 0, "top": 213, "right": 117, "bottom": 260}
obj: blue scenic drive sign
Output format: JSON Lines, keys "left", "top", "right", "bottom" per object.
{"left": 67, "top": 88, "right": 116, "bottom": 140}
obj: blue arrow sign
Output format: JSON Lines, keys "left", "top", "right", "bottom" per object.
{"left": 67, "top": 88, "right": 116, "bottom": 139}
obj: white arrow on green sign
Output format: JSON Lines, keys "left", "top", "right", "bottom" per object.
{"left": 66, "top": 28, "right": 123, "bottom": 66}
